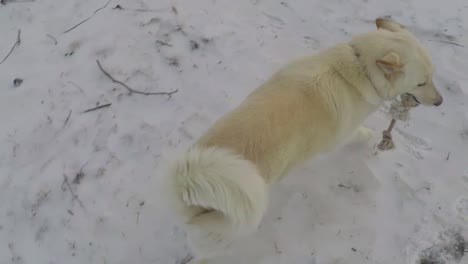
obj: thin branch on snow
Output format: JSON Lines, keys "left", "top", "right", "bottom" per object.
{"left": 112, "top": 4, "right": 172, "bottom": 13}
{"left": 156, "top": 40, "right": 173, "bottom": 47}
{"left": 46, "top": 34, "right": 58, "bottom": 45}
{"left": 96, "top": 60, "right": 178, "bottom": 97}
{"left": 351, "top": 247, "right": 371, "bottom": 261}
{"left": 274, "top": 242, "right": 282, "bottom": 254}
{"left": 0, "top": 29, "right": 21, "bottom": 64}
{"left": 428, "top": 39, "right": 464, "bottom": 48}
{"left": 72, "top": 162, "right": 88, "bottom": 185}
{"left": 63, "top": 110, "right": 72, "bottom": 127}
{"left": 63, "top": 0, "right": 112, "bottom": 34}
{"left": 82, "top": 103, "right": 112, "bottom": 113}
{"left": 61, "top": 174, "right": 85, "bottom": 209}
{"left": 338, "top": 183, "right": 352, "bottom": 190}
{"left": 67, "top": 81, "right": 85, "bottom": 95}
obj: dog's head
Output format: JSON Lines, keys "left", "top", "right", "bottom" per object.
{"left": 354, "top": 18, "right": 443, "bottom": 106}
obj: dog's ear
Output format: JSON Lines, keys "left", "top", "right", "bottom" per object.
{"left": 375, "top": 18, "right": 406, "bottom": 32}
{"left": 376, "top": 52, "right": 403, "bottom": 76}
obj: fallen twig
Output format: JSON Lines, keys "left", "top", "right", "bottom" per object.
{"left": 351, "top": 247, "right": 370, "bottom": 260}
{"left": 82, "top": 103, "right": 112, "bottom": 113}
{"left": 63, "top": 0, "right": 112, "bottom": 34}
{"left": 274, "top": 242, "right": 282, "bottom": 254}
{"left": 96, "top": 60, "right": 178, "bottom": 97}
{"left": 0, "top": 29, "right": 21, "bottom": 64}
{"left": 156, "top": 40, "right": 172, "bottom": 47}
{"left": 428, "top": 39, "right": 464, "bottom": 48}
{"left": 46, "top": 34, "right": 58, "bottom": 45}
{"left": 63, "top": 110, "right": 72, "bottom": 127}
{"left": 112, "top": 5, "right": 171, "bottom": 13}
{"left": 67, "top": 81, "right": 85, "bottom": 95}
{"left": 280, "top": 2, "right": 306, "bottom": 22}
{"left": 72, "top": 162, "right": 88, "bottom": 184}
{"left": 338, "top": 183, "right": 352, "bottom": 190}
{"left": 62, "top": 174, "right": 85, "bottom": 209}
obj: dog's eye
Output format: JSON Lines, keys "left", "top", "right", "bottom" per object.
{"left": 417, "top": 82, "right": 427, "bottom": 87}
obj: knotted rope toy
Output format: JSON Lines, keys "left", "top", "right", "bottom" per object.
{"left": 377, "top": 93, "right": 420, "bottom": 151}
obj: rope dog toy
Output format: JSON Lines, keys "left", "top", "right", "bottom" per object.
{"left": 377, "top": 93, "right": 420, "bottom": 151}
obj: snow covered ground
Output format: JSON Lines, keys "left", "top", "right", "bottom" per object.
{"left": 1, "top": 0, "right": 467, "bottom": 263}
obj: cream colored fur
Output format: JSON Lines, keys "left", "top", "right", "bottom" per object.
{"left": 164, "top": 18, "right": 443, "bottom": 263}
{"left": 166, "top": 147, "right": 268, "bottom": 258}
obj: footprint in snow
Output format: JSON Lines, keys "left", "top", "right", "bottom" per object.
{"left": 454, "top": 196, "right": 468, "bottom": 221}
{"left": 461, "top": 170, "right": 468, "bottom": 188}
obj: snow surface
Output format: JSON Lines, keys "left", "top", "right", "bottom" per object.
{"left": 1, "top": 0, "right": 468, "bottom": 263}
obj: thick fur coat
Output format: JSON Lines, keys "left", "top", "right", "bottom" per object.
{"left": 164, "top": 18, "right": 443, "bottom": 263}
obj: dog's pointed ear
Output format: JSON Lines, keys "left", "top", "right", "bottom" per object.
{"left": 375, "top": 18, "right": 406, "bottom": 32}
{"left": 376, "top": 52, "right": 403, "bottom": 76}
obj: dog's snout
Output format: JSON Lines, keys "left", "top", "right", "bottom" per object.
{"left": 434, "top": 96, "right": 443, "bottom": 106}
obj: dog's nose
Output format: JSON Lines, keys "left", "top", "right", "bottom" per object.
{"left": 433, "top": 96, "right": 443, "bottom": 106}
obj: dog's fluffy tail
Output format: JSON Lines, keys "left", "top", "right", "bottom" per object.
{"left": 165, "top": 146, "right": 268, "bottom": 258}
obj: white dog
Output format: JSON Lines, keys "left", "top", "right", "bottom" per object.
{"left": 164, "top": 18, "right": 443, "bottom": 263}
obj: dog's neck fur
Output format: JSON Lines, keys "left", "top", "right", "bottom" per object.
{"left": 330, "top": 43, "right": 383, "bottom": 107}
{"left": 346, "top": 42, "right": 387, "bottom": 106}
